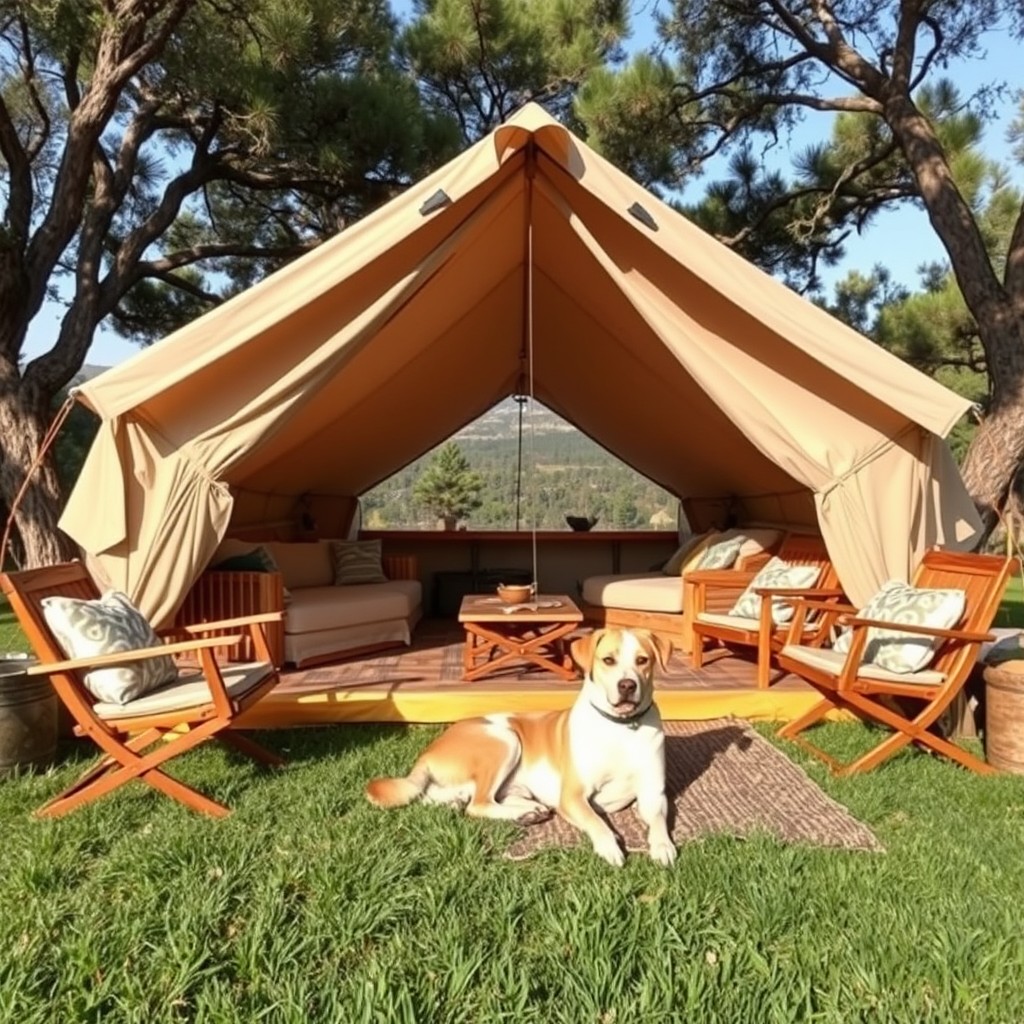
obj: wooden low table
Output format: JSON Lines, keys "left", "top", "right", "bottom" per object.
{"left": 458, "top": 594, "right": 584, "bottom": 682}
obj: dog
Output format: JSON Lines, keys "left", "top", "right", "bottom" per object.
{"left": 365, "top": 627, "right": 675, "bottom": 867}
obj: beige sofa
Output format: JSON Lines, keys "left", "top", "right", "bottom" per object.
{"left": 580, "top": 527, "right": 783, "bottom": 654}
{"left": 179, "top": 539, "right": 422, "bottom": 669}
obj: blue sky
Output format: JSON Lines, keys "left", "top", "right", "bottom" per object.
{"left": 29, "top": 2, "right": 1021, "bottom": 367}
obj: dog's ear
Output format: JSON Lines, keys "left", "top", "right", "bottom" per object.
{"left": 638, "top": 630, "right": 672, "bottom": 670}
{"left": 571, "top": 629, "right": 603, "bottom": 675}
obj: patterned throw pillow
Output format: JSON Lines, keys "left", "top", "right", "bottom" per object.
{"left": 41, "top": 590, "right": 178, "bottom": 705}
{"left": 331, "top": 539, "right": 388, "bottom": 585}
{"left": 729, "top": 557, "right": 822, "bottom": 624}
{"left": 696, "top": 536, "right": 743, "bottom": 571}
{"left": 662, "top": 531, "right": 713, "bottom": 576}
{"left": 833, "top": 580, "right": 967, "bottom": 673}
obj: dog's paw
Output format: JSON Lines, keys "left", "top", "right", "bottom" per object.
{"left": 649, "top": 838, "right": 677, "bottom": 867}
{"left": 594, "top": 835, "right": 626, "bottom": 868}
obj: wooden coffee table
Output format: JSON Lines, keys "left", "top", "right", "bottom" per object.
{"left": 458, "top": 594, "right": 584, "bottom": 682}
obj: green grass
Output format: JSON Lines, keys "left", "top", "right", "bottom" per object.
{"left": 3, "top": 723, "right": 1024, "bottom": 1023}
{"left": 3, "top": 590, "right": 1024, "bottom": 1022}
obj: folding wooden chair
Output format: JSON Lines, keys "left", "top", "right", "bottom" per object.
{"left": 775, "top": 549, "right": 1012, "bottom": 775}
{"left": 689, "top": 533, "right": 843, "bottom": 688}
{"left": 2, "top": 561, "right": 285, "bottom": 818}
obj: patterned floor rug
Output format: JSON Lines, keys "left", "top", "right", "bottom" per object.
{"left": 504, "top": 718, "right": 884, "bottom": 860}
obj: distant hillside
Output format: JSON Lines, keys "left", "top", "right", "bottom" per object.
{"left": 364, "top": 399, "right": 678, "bottom": 531}
{"left": 72, "top": 364, "right": 111, "bottom": 384}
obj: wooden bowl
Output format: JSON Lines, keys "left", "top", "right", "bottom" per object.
{"left": 496, "top": 583, "right": 533, "bottom": 604}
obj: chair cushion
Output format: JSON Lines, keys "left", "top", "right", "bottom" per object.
{"left": 41, "top": 590, "right": 177, "bottom": 705}
{"left": 93, "top": 661, "right": 274, "bottom": 719}
{"left": 581, "top": 574, "right": 684, "bottom": 613}
{"left": 697, "top": 611, "right": 821, "bottom": 634}
{"left": 729, "top": 557, "right": 822, "bottom": 624}
{"left": 331, "top": 539, "right": 388, "bottom": 585}
{"left": 781, "top": 644, "right": 946, "bottom": 686}
{"left": 833, "top": 580, "right": 966, "bottom": 673}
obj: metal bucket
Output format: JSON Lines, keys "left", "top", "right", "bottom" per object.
{"left": 0, "top": 654, "right": 57, "bottom": 776}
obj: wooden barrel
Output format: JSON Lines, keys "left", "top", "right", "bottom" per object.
{"left": 0, "top": 656, "right": 57, "bottom": 776}
{"left": 983, "top": 661, "right": 1024, "bottom": 773}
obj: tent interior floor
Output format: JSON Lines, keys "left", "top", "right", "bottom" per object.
{"left": 237, "top": 618, "right": 819, "bottom": 728}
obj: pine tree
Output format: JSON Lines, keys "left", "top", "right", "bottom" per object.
{"left": 412, "top": 442, "right": 484, "bottom": 528}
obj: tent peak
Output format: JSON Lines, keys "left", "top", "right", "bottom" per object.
{"left": 493, "top": 102, "right": 574, "bottom": 172}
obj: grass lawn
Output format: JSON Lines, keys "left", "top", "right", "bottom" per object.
{"left": 2, "top": 589, "right": 1024, "bottom": 1022}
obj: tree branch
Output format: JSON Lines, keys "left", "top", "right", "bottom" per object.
{"left": 16, "top": 12, "right": 53, "bottom": 162}
{"left": 136, "top": 239, "right": 319, "bottom": 277}
{"left": 0, "top": 95, "right": 32, "bottom": 242}
{"left": 24, "top": 0, "right": 193, "bottom": 325}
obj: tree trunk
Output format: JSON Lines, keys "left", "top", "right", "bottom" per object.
{"left": 0, "top": 371, "right": 76, "bottom": 568}
{"left": 883, "top": 94, "right": 1024, "bottom": 541}
{"left": 959, "top": 390, "right": 1024, "bottom": 541}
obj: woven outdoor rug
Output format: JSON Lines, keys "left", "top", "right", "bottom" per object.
{"left": 503, "top": 718, "right": 884, "bottom": 860}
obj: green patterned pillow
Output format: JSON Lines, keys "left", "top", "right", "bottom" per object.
{"left": 41, "top": 590, "right": 177, "bottom": 705}
{"left": 212, "top": 544, "right": 279, "bottom": 573}
{"left": 833, "top": 580, "right": 966, "bottom": 673}
{"left": 331, "top": 539, "right": 388, "bottom": 585}
{"left": 696, "top": 536, "right": 743, "bottom": 571}
{"left": 729, "top": 557, "right": 822, "bottom": 624}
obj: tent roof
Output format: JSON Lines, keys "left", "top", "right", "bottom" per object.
{"left": 75, "top": 103, "right": 968, "bottom": 500}
{"left": 63, "top": 103, "right": 980, "bottom": 621}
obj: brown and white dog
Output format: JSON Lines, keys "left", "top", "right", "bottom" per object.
{"left": 365, "top": 628, "right": 675, "bottom": 867}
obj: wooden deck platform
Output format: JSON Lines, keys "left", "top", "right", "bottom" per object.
{"left": 237, "top": 619, "right": 821, "bottom": 728}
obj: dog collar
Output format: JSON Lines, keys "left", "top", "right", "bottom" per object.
{"left": 589, "top": 700, "right": 651, "bottom": 729}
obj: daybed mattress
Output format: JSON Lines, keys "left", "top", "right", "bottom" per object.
{"left": 581, "top": 573, "right": 684, "bottom": 613}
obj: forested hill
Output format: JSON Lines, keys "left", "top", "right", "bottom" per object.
{"left": 361, "top": 399, "right": 678, "bottom": 530}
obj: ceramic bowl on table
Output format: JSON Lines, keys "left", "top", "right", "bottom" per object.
{"left": 496, "top": 583, "right": 535, "bottom": 604}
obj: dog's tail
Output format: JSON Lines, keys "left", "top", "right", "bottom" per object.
{"left": 365, "top": 761, "right": 431, "bottom": 808}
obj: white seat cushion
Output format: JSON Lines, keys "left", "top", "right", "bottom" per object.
{"left": 94, "top": 661, "right": 274, "bottom": 719}
{"left": 781, "top": 644, "right": 946, "bottom": 686}
{"left": 581, "top": 574, "right": 684, "bottom": 613}
{"left": 285, "top": 580, "right": 422, "bottom": 634}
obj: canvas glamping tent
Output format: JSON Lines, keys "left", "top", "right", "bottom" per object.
{"left": 61, "top": 102, "right": 981, "bottom": 625}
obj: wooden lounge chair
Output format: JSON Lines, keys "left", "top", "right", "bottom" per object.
{"left": 775, "top": 549, "right": 1012, "bottom": 775}
{"left": 689, "top": 533, "right": 841, "bottom": 688}
{"left": 1, "top": 561, "right": 284, "bottom": 818}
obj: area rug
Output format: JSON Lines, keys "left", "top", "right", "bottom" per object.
{"left": 503, "top": 718, "right": 884, "bottom": 860}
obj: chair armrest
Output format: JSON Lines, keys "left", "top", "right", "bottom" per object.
{"left": 175, "top": 611, "right": 284, "bottom": 633}
{"left": 787, "top": 597, "right": 858, "bottom": 615}
{"left": 684, "top": 568, "right": 755, "bottom": 588}
{"left": 844, "top": 615, "right": 995, "bottom": 644}
{"left": 25, "top": 633, "right": 244, "bottom": 676}
{"left": 753, "top": 586, "right": 845, "bottom": 598}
